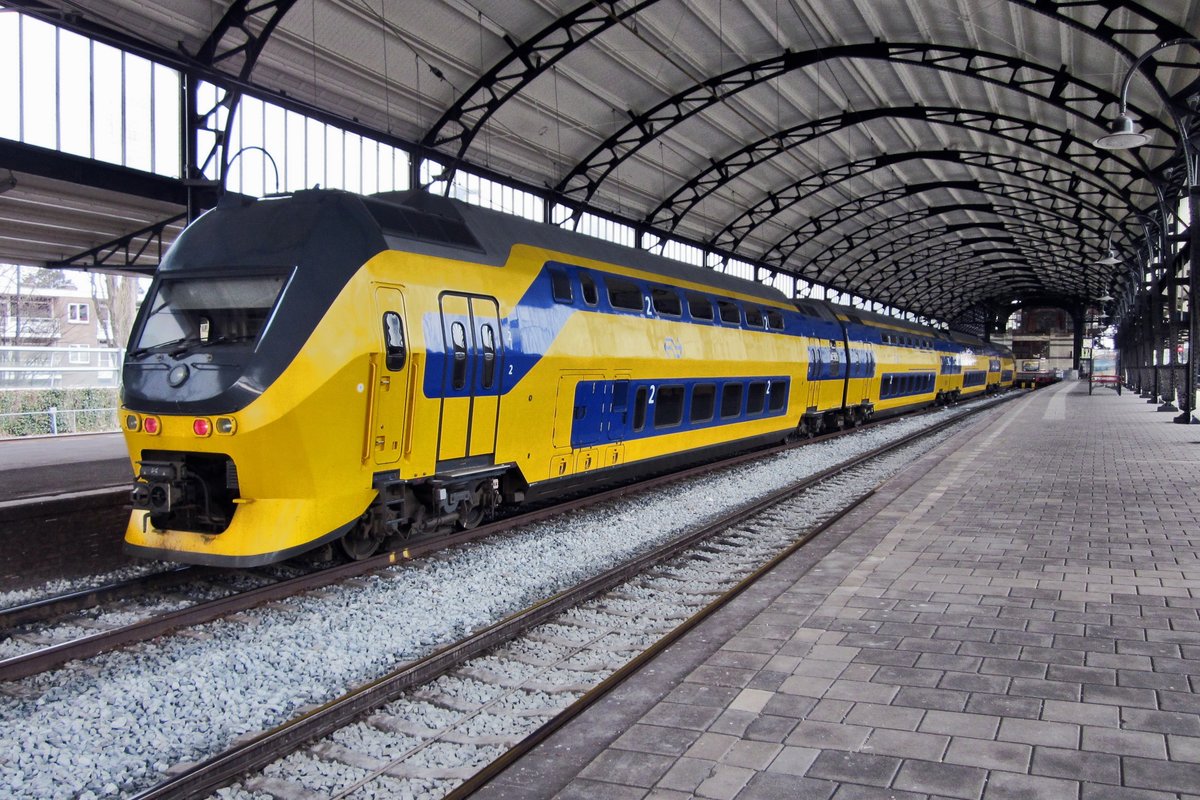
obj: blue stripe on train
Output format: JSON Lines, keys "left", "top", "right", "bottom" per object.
{"left": 880, "top": 372, "right": 935, "bottom": 399}
{"left": 570, "top": 376, "right": 790, "bottom": 449}
{"left": 423, "top": 261, "right": 855, "bottom": 399}
{"left": 963, "top": 370, "right": 987, "bottom": 388}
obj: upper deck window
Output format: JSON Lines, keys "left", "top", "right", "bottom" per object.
{"left": 608, "top": 278, "right": 643, "bottom": 311}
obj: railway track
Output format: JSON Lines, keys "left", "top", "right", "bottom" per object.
{"left": 0, "top": 396, "right": 978, "bottom": 685}
{"left": 126, "top": 394, "right": 1013, "bottom": 800}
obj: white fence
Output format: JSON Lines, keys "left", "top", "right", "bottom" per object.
{"left": 0, "top": 345, "right": 122, "bottom": 389}
{"left": 1, "top": 345, "right": 123, "bottom": 437}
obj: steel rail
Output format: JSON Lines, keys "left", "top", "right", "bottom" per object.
{"left": 0, "top": 393, "right": 1014, "bottom": 684}
{"left": 130, "top": 394, "right": 1015, "bottom": 800}
{"left": 0, "top": 567, "right": 202, "bottom": 630}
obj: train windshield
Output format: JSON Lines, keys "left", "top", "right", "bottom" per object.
{"left": 131, "top": 273, "right": 288, "bottom": 355}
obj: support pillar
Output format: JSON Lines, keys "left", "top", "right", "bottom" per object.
{"left": 1177, "top": 182, "right": 1200, "bottom": 424}
{"left": 1148, "top": 273, "right": 1162, "bottom": 403}
{"left": 1071, "top": 305, "right": 1085, "bottom": 373}
{"left": 1161, "top": 271, "right": 1180, "bottom": 411}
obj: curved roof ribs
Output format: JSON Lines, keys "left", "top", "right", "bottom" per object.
{"left": 551, "top": 42, "right": 1172, "bottom": 213}
{"left": 422, "top": 0, "right": 1190, "bottom": 188}
{"left": 713, "top": 149, "right": 1132, "bottom": 257}
{"left": 647, "top": 106, "right": 1152, "bottom": 236}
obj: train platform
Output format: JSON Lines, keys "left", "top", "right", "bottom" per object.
{"left": 0, "top": 431, "right": 131, "bottom": 502}
{"left": 0, "top": 432, "right": 133, "bottom": 588}
{"left": 479, "top": 380, "right": 1200, "bottom": 800}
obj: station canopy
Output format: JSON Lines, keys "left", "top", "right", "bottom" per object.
{"left": 2, "top": 0, "right": 1198, "bottom": 330}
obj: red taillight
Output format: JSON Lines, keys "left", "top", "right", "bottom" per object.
{"left": 193, "top": 418, "right": 212, "bottom": 437}
{"left": 143, "top": 416, "right": 160, "bottom": 435}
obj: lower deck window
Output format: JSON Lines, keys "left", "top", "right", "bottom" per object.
{"left": 654, "top": 385, "right": 685, "bottom": 428}
{"left": 768, "top": 380, "right": 787, "bottom": 412}
{"left": 721, "top": 383, "right": 743, "bottom": 418}
{"left": 747, "top": 381, "right": 767, "bottom": 414}
{"left": 691, "top": 384, "right": 716, "bottom": 422}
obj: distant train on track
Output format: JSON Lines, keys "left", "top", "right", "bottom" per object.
{"left": 120, "top": 189, "right": 1014, "bottom": 566}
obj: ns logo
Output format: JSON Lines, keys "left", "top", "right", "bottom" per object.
{"left": 663, "top": 337, "right": 684, "bottom": 359}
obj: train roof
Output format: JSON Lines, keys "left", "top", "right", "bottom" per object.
{"left": 368, "top": 190, "right": 789, "bottom": 306}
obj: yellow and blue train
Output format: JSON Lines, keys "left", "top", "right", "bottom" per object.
{"left": 119, "top": 189, "right": 1014, "bottom": 566}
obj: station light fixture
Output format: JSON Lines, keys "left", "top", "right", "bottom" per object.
{"left": 1093, "top": 111, "right": 1151, "bottom": 150}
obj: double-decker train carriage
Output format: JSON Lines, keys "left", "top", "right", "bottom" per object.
{"left": 119, "top": 189, "right": 1012, "bottom": 566}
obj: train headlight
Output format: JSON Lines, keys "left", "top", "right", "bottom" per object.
{"left": 168, "top": 364, "right": 190, "bottom": 387}
{"left": 143, "top": 416, "right": 161, "bottom": 435}
{"left": 215, "top": 417, "right": 236, "bottom": 435}
{"left": 125, "top": 414, "right": 140, "bottom": 432}
{"left": 192, "top": 418, "right": 212, "bottom": 437}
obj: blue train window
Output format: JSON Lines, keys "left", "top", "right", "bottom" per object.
{"left": 766, "top": 309, "right": 784, "bottom": 330}
{"left": 721, "top": 383, "right": 743, "bottom": 418}
{"left": 451, "top": 322, "right": 467, "bottom": 389}
{"left": 691, "top": 384, "right": 716, "bottom": 422}
{"left": 609, "top": 277, "right": 642, "bottom": 311}
{"left": 747, "top": 382, "right": 767, "bottom": 414}
{"left": 717, "top": 300, "right": 741, "bottom": 325}
{"left": 633, "top": 387, "right": 648, "bottom": 431}
{"left": 480, "top": 324, "right": 496, "bottom": 389}
{"left": 580, "top": 272, "right": 599, "bottom": 306}
{"left": 768, "top": 380, "right": 787, "bottom": 412}
{"left": 654, "top": 385, "right": 685, "bottom": 428}
{"left": 550, "top": 269, "right": 572, "bottom": 304}
{"left": 745, "top": 308, "right": 765, "bottom": 328}
{"left": 652, "top": 286, "right": 682, "bottom": 317}
{"left": 382, "top": 312, "right": 406, "bottom": 371}
{"left": 688, "top": 293, "right": 714, "bottom": 321}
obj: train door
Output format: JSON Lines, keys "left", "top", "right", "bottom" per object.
{"left": 437, "top": 293, "right": 502, "bottom": 465}
{"left": 805, "top": 341, "right": 821, "bottom": 411}
{"left": 370, "top": 286, "right": 410, "bottom": 466}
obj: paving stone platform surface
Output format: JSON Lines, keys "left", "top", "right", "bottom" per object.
{"left": 477, "top": 381, "right": 1200, "bottom": 800}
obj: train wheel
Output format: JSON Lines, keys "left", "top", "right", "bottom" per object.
{"left": 457, "top": 495, "right": 485, "bottom": 530}
{"left": 339, "top": 515, "right": 384, "bottom": 560}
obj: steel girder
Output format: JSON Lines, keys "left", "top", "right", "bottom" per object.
{"left": 187, "top": 0, "right": 300, "bottom": 205}
{"left": 854, "top": 237, "right": 1089, "bottom": 307}
{"left": 646, "top": 106, "right": 1150, "bottom": 236}
{"left": 46, "top": 213, "right": 186, "bottom": 274}
{"left": 813, "top": 202, "right": 1102, "bottom": 282}
{"left": 421, "top": 0, "right": 1191, "bottom": 188}
{"left": 0, "top": 140, "right": 188, "bottom": 205}
{"left": 553, "top": 41, "right": 1172, "bottom": 211}
{"left": 778, "top": 180, "right": 1129, "bottom": 267}
{"left": 714, "top": 149, "right": 1120, "bottom": 257}
{"left": 827, "top": 224, "right": 1094, "bottom": 307}
{"left": 830, "top": 217, "right": 1094, "bottom": 288}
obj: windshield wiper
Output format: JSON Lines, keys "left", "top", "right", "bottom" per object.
{"left": 128, "top": 334, "right": 258, "bottom": 360}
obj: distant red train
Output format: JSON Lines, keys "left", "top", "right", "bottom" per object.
{"left": 1014, "top": 358, "right": 1060, "bottom": 389}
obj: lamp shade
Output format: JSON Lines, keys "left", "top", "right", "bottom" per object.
{"left": 1093, "top": 112, "right": 1151, "bottom": 149}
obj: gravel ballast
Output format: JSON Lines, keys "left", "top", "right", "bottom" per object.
{"left": 0, "top": 403, "right": 1001, "bottom": 798}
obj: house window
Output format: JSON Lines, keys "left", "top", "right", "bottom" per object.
{"left": 68, "top": 303, "right": 90, "bottom": 323}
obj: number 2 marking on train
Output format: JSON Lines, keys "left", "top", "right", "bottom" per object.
{"left": 648, "top": 385, "right": 656, "bottom": 404}
{"left": 508, "top": 365, "right": 514, "bottom": 375}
